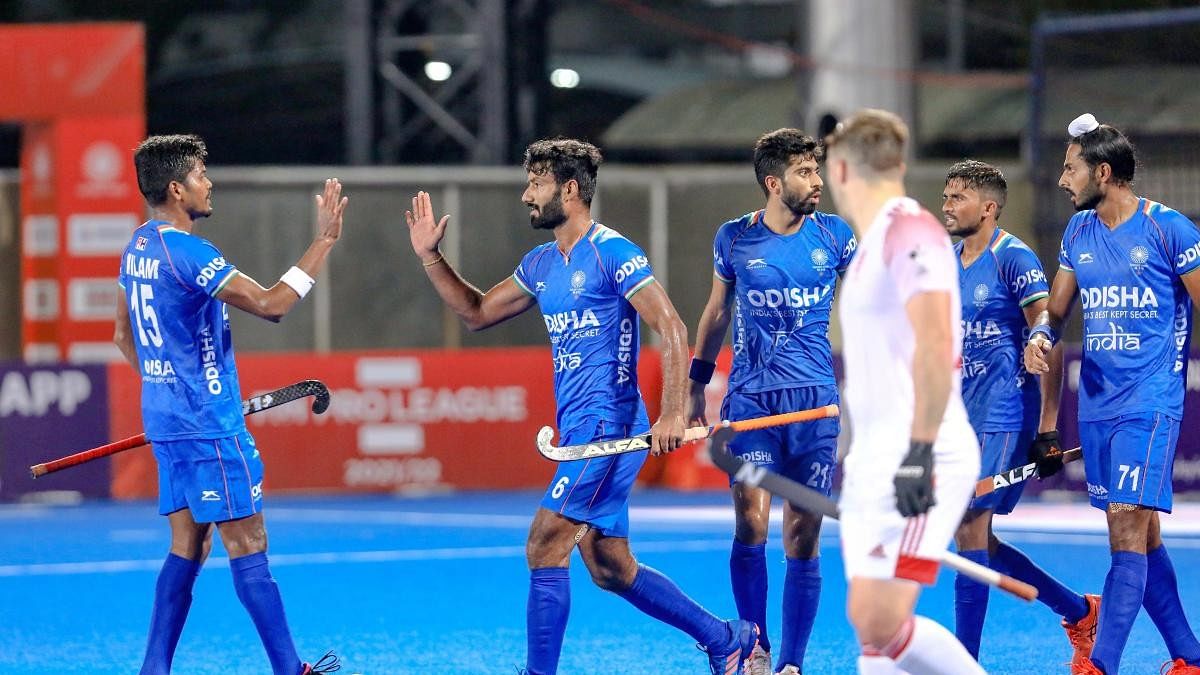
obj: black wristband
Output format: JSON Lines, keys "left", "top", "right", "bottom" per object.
{"left": 909, "top": 439, "right": 933, "bottom": 455}
{"left": 689, "top": 358, "right": 716, "bottom": 385}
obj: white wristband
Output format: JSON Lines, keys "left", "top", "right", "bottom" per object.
{"left": 280, "top": 266, "right": 315, "bottom": 299}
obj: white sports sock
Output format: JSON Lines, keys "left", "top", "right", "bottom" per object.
{"left": 857, "top": 655, "right": 900, "bottom": 674}
{"left": 893, "top": 615, "right": 985, "bottom": 674}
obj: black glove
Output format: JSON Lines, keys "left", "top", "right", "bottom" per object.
{"left": 894, "top": 440, "right": 935, "bottom": 517}
{"left": 1028, "top": 430, "right": 1063, "bottom": 478}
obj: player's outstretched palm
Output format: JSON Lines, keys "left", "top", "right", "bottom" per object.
{"left": 405, "top": 190, "right": 450, "bottom": 261}
{"left": 315, "top": 178, "right": 349, "bottom": 242}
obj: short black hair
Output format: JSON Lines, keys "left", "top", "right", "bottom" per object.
{"left": 945, "top": 159, "right": 1007, "bottom": 212}
{"left": 134, "top": 134, "right": 208, "bottom": 206}
{"left": 1071, "top": 124, "right": 1137, "bottom": 185}
{"left": 753, "top": 128, "right": 821, "bottom": 196}
{"left": 522, "top": 138, "right": 602, "bottom": 205}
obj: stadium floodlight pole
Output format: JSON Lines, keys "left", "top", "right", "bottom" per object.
{"left": 29, "top": 379, "right": 331, "bottom": 478}
{"left": 535, "top": 405, "right": 840, "bottom": 461}
{"left": 974, "top": 446, "right": 1082, "bottom": 498}
{"left": 707, "top": 427, "right": 1039, "bottom": 602}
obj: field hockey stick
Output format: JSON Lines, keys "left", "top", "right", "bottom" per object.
{"left": 30, "top": 379, "right": 331, "bottom": 478}
{"left": 974, "top": 447, "right": 1082, "bottom": 497}
{"left": 535, "top": 404, "right": 840, "bottom": 461}
{"left": 707, "top": 427, "right": 1039, "bottom": 602}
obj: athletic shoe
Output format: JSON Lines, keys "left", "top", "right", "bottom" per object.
{"left": 1161, "top": 658, "right": 1200, "bottom": 674}
{"left": 1063, "top": 594, "right": 1101, "bottom": 671}
{"left": 702, "top": 619, "right": 760, "bottom": 675}
{"left": 1069, "top": 657, "right": 1103, "bottom": 675}
{"left": 301, "top": 650, "right": 341, "bottom": 674}
{"left": 746, "top": 644, "right": 771, "bottom": 675}
{"left": 776, "top": 665, "right": 801, "bottom": 675}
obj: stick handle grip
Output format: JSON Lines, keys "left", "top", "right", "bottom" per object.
{"left": 724, "top": 404, "right": 840, "bottom": 432}
{"left": 680, "top": 404, "right": 841, "bottom": 444}
{"left": 29, "top": 433, "right": 148, "bottom": 478}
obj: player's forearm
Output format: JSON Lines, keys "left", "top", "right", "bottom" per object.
{"left": 1038, "top": 342, "right": 1065, "bottom": 432}
{"left": 692, "top": 306, "right": 730, "bottom": 364}
{"left": 910, "top": 340, "right": 952, "bottom": 442}
{"left": 422, "top": 260, "right": 489, "bottom": 330}
{"left": 113, "top": 324, "right": 139, "bottom": 371}
{"left": 293, "top": 236, "right": 337, "bottom": 280}
{"left": 658, "top": 317, "right": 690, "bottom": 417}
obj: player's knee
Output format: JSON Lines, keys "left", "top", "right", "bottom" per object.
{"left": 734, "top": 510, "right": 769, "bottom": 543}
{"left": 847, "top": 598, "right": 908, "bottom": 648}
{"left": 583, "top": 555, "right": 635, "bottom": 591}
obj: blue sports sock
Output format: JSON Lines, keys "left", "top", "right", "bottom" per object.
{"left": 953, "top": 549, "right": 990, "bottom": 659}
{"left": 526, "top": 567, "right": 570, "bottom": 675}
{"left": 1144, "top": 545, "right": 1200, "bottom": 664}
{"left": 730, "top": 540, "right": 769, "bottom": 653}
{"left": 1090, "top": 550, "right": 1148, "bottom": 675}
{"left": 229, "top": 552, "right": 301, "bottom": 675}
{"left": 139, "top": 553, "right": 201, "bottom": 675}
{"left": 778, "top": 556, "right": 821, "bottom": 670}
{"left": 617, "top": 564, "right": 727, "bottom": 648}
{"left": 993, "top": 540, "right": 1089, "bottom": 623}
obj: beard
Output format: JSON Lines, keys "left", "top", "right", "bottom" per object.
{"left": 1069, "top": 180, "right": 1102, "bottom": 212}
{"left": 945, "top": 217, "right": 980, "bottom": 238}
{"left": 782, "top": 187, "right": 819, "bottom": 217}
{"left": 529, "top": 191, "right": 567, "bottom": 230}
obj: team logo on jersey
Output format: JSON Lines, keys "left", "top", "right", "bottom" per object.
{"left": 535, "top": 281, "right": 547, "bottom": 292}
{"left": 570, "top": 270, "right": 586, "bottom": 298}
{"left": 810, "top": 248, "right": 830, "bottom": 271}
{"left": 746, "top": 258, "right": 768, "bottom": 270}
{"left": 1085, "top": 322, "right": 1141, "bottom": 352}
{"left": 1129, "top": 245, "right": 1150, "bottom": 274}
{"left": 134, "top": 236, "right": 148, "bottom": 251}
{"left": 973, "top": 283, "right": 989, "bottom": 307}
{"left": 962, "top": 354, "right": 987, "bottom": 378}
{"left": 1078, "top": 252, "right": 1095, "bottom": 264}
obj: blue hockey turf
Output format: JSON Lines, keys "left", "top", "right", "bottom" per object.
{"left": 2, "top": 491, "right": 1198, "bottom": 674}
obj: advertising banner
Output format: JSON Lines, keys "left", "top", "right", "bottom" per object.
{"left": 109, "top": 348, "right": 665, "bottom": 497}
{"left": 0, "top": 363, "right": 110, "bottom": 500}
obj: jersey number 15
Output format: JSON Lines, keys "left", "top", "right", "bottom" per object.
{"left": 129, "top": 281, "right": 164, "bottom": 348}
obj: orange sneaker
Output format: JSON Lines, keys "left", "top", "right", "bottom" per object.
{"left": 1161, "top": 658, "right": 1200, "bottom": 674}
{"left": 1070, "top": 656, "right": 1103, "bottom": 675}
{"left": 1063, "top": 594, "right": 1102, "bottom": 670}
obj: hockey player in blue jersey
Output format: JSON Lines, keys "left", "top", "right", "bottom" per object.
{"left": 113, "top": 135, "right": 345, "bottom": 675}
{"left": 1024, "top": 114, "right": 1200, "bottom": 675}
{"left": 404, "top": 138, "right": 758, "bottom": 675}
{"left": 689, "top": 128, "right": 853, "bottom": 675}
{"left": 941, "top": 160, "right": 1097, "bottom": 666}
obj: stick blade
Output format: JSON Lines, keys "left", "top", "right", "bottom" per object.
{"left": 535, "top": 426, "right": 556, "bottom": 456}
{"left": 307, "top": 380, "right": 331, "bottom": 415}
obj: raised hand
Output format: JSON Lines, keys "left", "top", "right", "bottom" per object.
{"left": 315, "top": 178, "right": 348, "bottom": 242}
{"left": 404, "top": 191, "right": 451, "bottom": 264}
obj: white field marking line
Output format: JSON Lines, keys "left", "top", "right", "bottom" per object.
{"left": 0, "top": 539, "right": 732, "bottom": 578}
{"left": 267, "top": 508, "right": 532, "bottom": 527}
{"left": 3, "top": 532, "right": 1199, "bottom": 578}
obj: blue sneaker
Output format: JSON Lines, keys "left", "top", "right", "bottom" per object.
{"left": 702, "top": 620, "right": 759, "bottom": 675}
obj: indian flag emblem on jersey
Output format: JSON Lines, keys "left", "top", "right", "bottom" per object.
{"left": 973, "top": 283, "right": 989, "bottom": 307}
{"left": 570, "top": 270, "right": 586, "bottom": 297}
{"left": 1129, "top": 245, "right": 1150, "bottom": 274}
{"left": 810, "top": 248, "right": 830, "bottom": 270}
